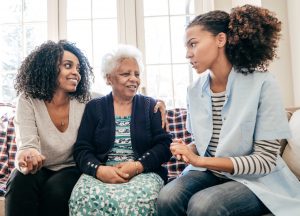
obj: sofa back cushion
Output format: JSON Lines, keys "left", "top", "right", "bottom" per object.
{"left": 163, "top": 108, "right": 192, "bottom": 181}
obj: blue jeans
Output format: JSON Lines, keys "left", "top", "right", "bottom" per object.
{"left": 157, "top": 170, "right": 270, "bottom": 216}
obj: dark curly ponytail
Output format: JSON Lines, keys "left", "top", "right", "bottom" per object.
{"left": 227, "top": 4, "right": 281, "bottom": 74}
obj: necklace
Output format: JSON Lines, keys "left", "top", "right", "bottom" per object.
{"left": 60, "top": 121, "right": 65, "bottom": 126}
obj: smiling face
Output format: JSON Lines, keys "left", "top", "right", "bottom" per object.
{"left": 107, "top": 58, "right": 140, "bottom": 101}
{"left": 185, "top": 25, "right": 221, "bottom": 74}
{"left": 57, "top": 50, "right": 81, "bottom": 93}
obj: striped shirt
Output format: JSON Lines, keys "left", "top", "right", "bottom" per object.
{"left": 207, "top": 91, "right": 225, "bottom": 157}
{"left": 208, "top": 91, "right": 281, "bottom": 175}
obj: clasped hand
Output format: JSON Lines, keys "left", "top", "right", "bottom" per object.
{"left": 170, "top": 139, "right": 198, "bottom": 165}
{"left": 16, "top": 148, "right": 46, "bottom": 175}
{"left": 96, "top": 161, "right": 139, "bottom": 184}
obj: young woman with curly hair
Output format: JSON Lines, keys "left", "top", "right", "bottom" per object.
{"left": 5, "top": 40, "right": 94, "bottom": 216}
{"left": 157, "top": 4, "right": 300, "bottom": 216}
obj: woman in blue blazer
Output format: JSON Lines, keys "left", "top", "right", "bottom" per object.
{"left": 157, "top": 4, "right": 300, "bottom": 216}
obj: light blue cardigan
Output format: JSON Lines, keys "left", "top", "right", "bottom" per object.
{"left": 184, "top": 68, "right": 300, "bottom": 216}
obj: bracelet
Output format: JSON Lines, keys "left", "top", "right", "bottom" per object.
{"left": 134, "top": 161, "right": 139, "bottom": 175}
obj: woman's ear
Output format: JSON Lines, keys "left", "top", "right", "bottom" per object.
{"left": 217, "top": 32, "right": 227, "bottom": 48}
{"left": 106, "top": 74, "right": 112, "bottom": 85}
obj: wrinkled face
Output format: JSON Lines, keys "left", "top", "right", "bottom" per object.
{"left": 57, "top": 51, "right": 81, "bottom": 93}
{"left": 107, "top": 58, "right": 140, "bottom": 100}
{"left": 185, "top": 25, "right": 220, "bottom": 74}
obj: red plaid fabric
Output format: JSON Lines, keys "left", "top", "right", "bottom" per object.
{"left": 0, "top": 106, "right": 16, "bottom": 195}
{"left": 163, "top": 108, "right": 193, "bottom": 182}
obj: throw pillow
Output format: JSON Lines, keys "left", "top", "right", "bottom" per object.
{"left": 282, "top": 109, "right": 300, "bottom": 180}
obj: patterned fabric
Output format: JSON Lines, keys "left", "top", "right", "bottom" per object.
{"left": 69, "top": 173, "right": 164, "bottom": 216}
{"left": 0, "top": 105, "right": 16, "bottom": 195}
{"left": 107, "top": 116, "right": 135, "bottom": 164}
{"left": 164, "top": 108, "right": 193, "bottom": 182}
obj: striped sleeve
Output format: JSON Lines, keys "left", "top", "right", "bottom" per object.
{"left": 230, "top": 140, "right": 281, "bottom": 175}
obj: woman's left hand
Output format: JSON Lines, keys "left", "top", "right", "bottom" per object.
{"left": 115, "top": 161, "right": 137, "bottom": 179}
{"left": 154, "top": 99, "right": 167, "bottom": 128}
{"left": 170, "top": 142, "right": 199, "bottom": 165}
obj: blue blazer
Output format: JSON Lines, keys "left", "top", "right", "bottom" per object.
{"left": 74, "top": 93, "right": 172, "bottom": 183}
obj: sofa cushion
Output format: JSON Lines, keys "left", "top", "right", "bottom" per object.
{"left": 282, "top": 109, "right": 300, "bottom": 180}
{"left": 163, "top": 108, "right": 192, "bottom": 181}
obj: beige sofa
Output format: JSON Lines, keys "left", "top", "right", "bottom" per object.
{"left": 0, "top": 107, "right": 299, "bottom": 216}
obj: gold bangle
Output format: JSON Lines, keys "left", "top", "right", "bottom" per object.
{"left": 134, "top": 161, "right": 139, "bottom": 175}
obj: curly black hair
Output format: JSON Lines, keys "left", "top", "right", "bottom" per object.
{"left": 187, "top": 4, "right": 281, "bottom": 74}
{"left": 14, "top": 40, "right": 94, "bottom": 103}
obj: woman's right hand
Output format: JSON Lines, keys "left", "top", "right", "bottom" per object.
{"left": 170, "top": 139, "right": 200, "bottom": 165}
{"left": 171, "top": 139, "right": 188, "bottom": 162}
{"left": 96, "top": 165, "right": 130, "bottom": 183}
{"left": 16, "top": 148, "right": 46, "bottom": 175}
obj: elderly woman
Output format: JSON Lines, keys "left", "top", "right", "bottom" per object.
{"left": 69, "top": 45, "right": 172, "bottom": 215}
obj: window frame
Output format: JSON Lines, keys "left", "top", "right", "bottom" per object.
{"left": 0, "top": 0, "right": 211, "bottom": 106}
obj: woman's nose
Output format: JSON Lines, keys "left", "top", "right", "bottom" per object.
{"left": 72, "top": 68, "right": 81, "bottom": 80}
{"left": 130, "top": 75, "right": 138, "bottom": 81}
{"left": 129, "top": 74, "right": 139, "bottom": 82}
{"left": 186, "top": 50, "right": 192, "bottom": 59}
{"left": 72, "top": 67, "right": 79, "bottom": 75}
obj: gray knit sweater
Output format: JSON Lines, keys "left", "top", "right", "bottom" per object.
{"left": 14, "top": 93, "right": 85, "bottom": 171}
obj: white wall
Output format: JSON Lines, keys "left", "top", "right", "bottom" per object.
{"left": 287, "top": 0, "right": 300, "bottom": 106}
{"left": 262, "top": 0, "right": 294, "bottom": 107}
{"left": 214, "top": 0, "right": 231, "bottom": 12}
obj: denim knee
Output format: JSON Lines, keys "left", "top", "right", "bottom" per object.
{"left": 157, "top": 183, "right": 178, "bottom": 208}
{"left": 157, "top": 182, "right": 187, "bottom": 216}
{"left": 187, "top": 192, "right": 213, "bottom": 216}
{"left": 187, "top": 191, "right": 232, "bottom": 216}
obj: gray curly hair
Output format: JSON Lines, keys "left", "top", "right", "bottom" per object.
{"left": 101, "top": 44, "right": 144, "bottom": 82}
